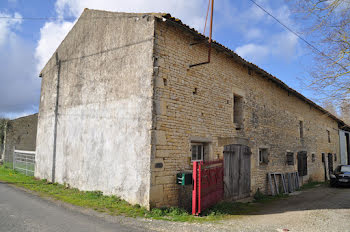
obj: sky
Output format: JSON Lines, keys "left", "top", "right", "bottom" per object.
{"left": 0, "top": 0, "right": 318, "bottom": 119}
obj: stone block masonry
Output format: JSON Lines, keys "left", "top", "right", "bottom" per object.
{"left": 149, "top": 18, "right": 340, "bottom": 207}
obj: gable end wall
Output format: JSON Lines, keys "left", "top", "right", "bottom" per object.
{"left": 35, "top": 10, "right": 156, "bottom": 208}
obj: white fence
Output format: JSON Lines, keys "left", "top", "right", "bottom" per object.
{"left": 13, "top": 149, "right": 35, "bottom": 176}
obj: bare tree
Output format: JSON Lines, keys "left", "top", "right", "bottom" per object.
{"left": 0, "top": 119, "right": 8, "bottom": 158}
{"left": 0, "top": 119, "right": 7, "bottom": 145}
{"left": 322, "top": 99, "right": 339, "bottom": 116}
{"left": 291, "top": 0, "right": 350, "bottom": 105}
{"left": 340, "top": 99, "right": 350, "bottom": 124}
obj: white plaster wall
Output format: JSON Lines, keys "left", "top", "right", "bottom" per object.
{"left": 340, "top": 130, "right": 349, "bottom": 165}
{"left": 35, "top": 10, "right": 155, "bottom": 208}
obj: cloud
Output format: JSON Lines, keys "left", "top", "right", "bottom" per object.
{"left": 7, "top": 0, "right": 17, "bottom": 4}
{"left": 245, "top": 28, "right": 263, "bottom": 40}
{"left": 271, "top": 31, "right": 299, "bottom": 60}
{"left": 0, "top": 12, "right": 40, "bottom": 118}
{"left": 235, "top": 31, "right": 299, "bottom": 64}
{"left": 34, "top": 0, "right": 208, "bottom": 74}
{"left": 235, "top": 43, "right": 269, "bottom": 63}
{"left": 0, "top": 12, "right": 22, "bottom": 46}
{"left": 230, "top": 1, "right": 300, "bottom": 64}
{"left": 35, "top": 21, "right": 74, "bottom": 74}
{"left": 54, "top": 0, "right": 206, "bottom": 27}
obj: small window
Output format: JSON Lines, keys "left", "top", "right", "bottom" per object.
{"left": 312, "top": 153, "right": 315, "bottom": 162}
{"left": 327, "top": 130, "right": 331, "bottom": 143}
{"left": 322, "top": 153, "right": 325, "bottom": 163}
{"left": 191, "top": 144, "right": 204, "bottom": 161}
{"left": 286, "top": 152, "right": 294, "bottom": 165}
{"left": 259, "top": 148, "right": 269, "bottom": 164}
{"left": 299, "top": 121, "right": 304, "bottom": 140}
{"left": 334, "top": 153, "right": 337, "bottom": 162}
{"left": 233, "top": 94, "right": 243, "bottom": 125}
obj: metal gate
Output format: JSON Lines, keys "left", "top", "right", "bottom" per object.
{"left": 13, "top": 149, "right": 35, "bottom": 176}
{"left": 192, "top": 160, "right": 224, "bottom": 215}
{"left": 223, "top": 144, "right": 251, "bottom": 199}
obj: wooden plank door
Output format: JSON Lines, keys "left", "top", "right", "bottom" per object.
{"left": 239, "top": 145, "right": 251, "bottom": 198}
{"left": 297, "top": 151, "right": 308, "bottom": 177}
{"left": 328, "top": 153, "right": 333, "bottom": 174}
{"left": 223, "top": 144, "right": 251, "bottom": 199}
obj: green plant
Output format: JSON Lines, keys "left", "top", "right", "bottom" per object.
{"left": 253, "top": 188, "right": 264, "bottom": 201}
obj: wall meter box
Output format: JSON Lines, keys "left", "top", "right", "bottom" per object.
{"left": 176, "top": 172, "right": 192, "bottom": 185}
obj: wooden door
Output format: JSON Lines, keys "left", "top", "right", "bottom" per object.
{"left": 297, "top": 151, "right": 308, "bottom": 177}
{"left": 223, "top": 144, "right": 251, "bottom": 199}
{"left": 328, "top": 153, "right": 334, "bottom": 174}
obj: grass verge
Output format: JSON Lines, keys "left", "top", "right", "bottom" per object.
{"left": 0, "top": 165, "right": 315, "bottom": 222}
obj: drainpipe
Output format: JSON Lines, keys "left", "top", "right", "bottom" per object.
{"left": 189, "top": 0, "right": 214, "bottom": 68}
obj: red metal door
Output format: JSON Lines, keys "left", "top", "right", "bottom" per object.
{"left": 192, "top": 160, "right": 224, "bottom": 215}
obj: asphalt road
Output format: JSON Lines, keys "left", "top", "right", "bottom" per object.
{"left": 0, "top": 183, "right": 150, "bottom": 232}
{"left": 1, "top": 182, "right": 350, "bottom": 232}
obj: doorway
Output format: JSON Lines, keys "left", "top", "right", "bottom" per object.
{"left": 346, "top": 133, "right": 350, "bottom": 165}
{"left": 223, "top": 144, "right": 251, "bottom": 199}
{"left": 328, "top": 153, "right": 334, "bottom": 174}
{"left": 297, "top": 151, "right": 308, "bottom": 177}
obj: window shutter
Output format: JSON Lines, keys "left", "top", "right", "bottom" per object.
{"left": 302, "top": 152, "right": 308, "bottom": 176}
{"left": 286, "top": 152, "right": 294, "bottom": 165}
{"left": 298, "top": 153, "right": 303, "bottom": 176}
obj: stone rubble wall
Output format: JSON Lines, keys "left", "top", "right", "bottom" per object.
{"left": 3, "top": 114, "right": 38, "bottom": 167}
{"left": 149, "top": 19, "right": 340, "bottom": 207}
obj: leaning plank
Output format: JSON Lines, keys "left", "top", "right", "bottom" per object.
{"left": 281, "top": 174, "right": 287, "bottom": 194}
{"left": 287, "top": 173, "right": 292, "bottom": 193}
{"left": 268, "top": 173, "right": 275, "bottom": 196}
{"left": 295, "top": 172, "right": 300, "bottom": 189}
{"left": 273, "top": 173, "right": 279, "bottom": 195}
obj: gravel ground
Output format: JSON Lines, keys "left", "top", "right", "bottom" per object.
{"left": 142, "top": 185, "right": 350, "bottom": 232}
{"left": 2, "top": 183, "right": 350, "bottom": 232}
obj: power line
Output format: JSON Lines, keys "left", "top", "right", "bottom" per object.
{"left": 1, "top": 4, "right": 348, "bottom": 72}
{"left": 248, "top": 0, "right": 348, "bottom": 72}
{"left": 0, "top": 16, "right": 75, "bottom": 21}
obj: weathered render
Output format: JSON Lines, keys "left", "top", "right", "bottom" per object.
{"left": 2, "top": 114, "right": 38, "bottom": 166}
{"left": 35, "top": 10, "right": 155, "bottom": 208}
{"left": 36, "top": 10, "right": 349, "bottom": 209}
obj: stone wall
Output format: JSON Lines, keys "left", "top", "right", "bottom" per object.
{"left": 35, "top": 10, "right": 155, "bottom": 208}
{"left": 2, "top": 114, "right": 38, "bottom": 166}
{"left": 149, "top": 18, "right": 340, "bottom": 207}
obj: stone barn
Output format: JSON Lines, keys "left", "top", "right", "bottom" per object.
{"left": 2, "top": 113, "right": 38, "bottom": 167}
{"left": 35, "top": 9, "right": 349, "bottom": 209}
